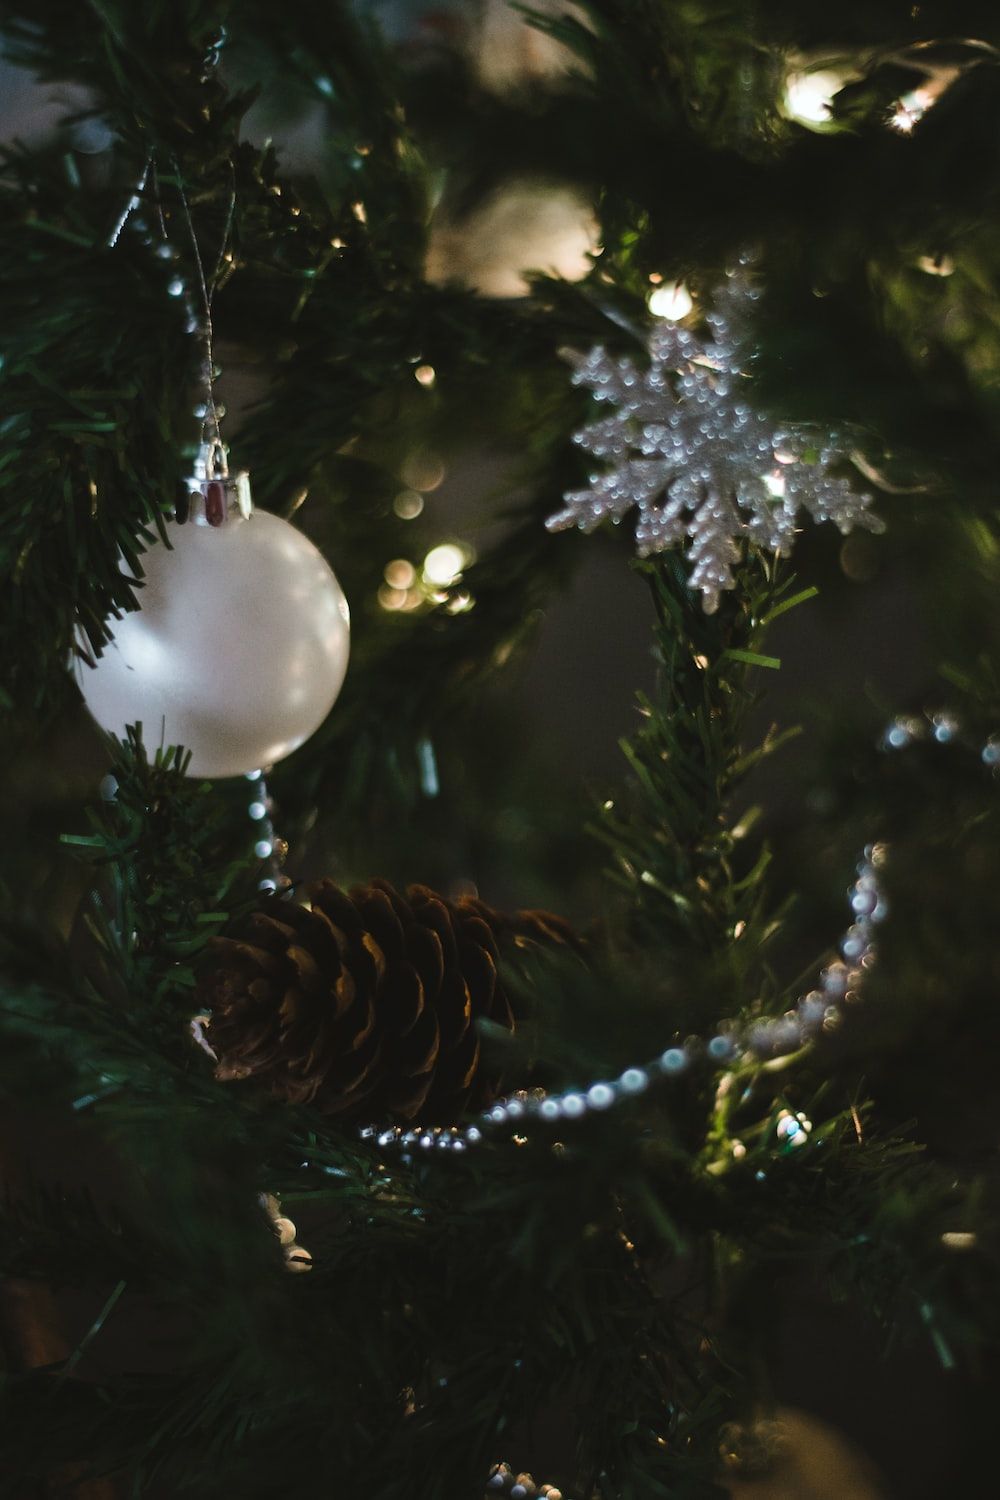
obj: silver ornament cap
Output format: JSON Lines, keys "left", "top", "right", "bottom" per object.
{"left": 181, "top": 439, "right": 253, "bottom": 526}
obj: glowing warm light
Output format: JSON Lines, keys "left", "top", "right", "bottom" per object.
{"left": 378, "top": 584, "right": 408, "bottom": 612}
{"left": 890, "top": 69, "right": 960, "bottom": 134}
{"left": 445, "top": 591, "right": 475, "bottom": 614}
{"left": 393, "top": 490, "right": 424, "bottom": 520}
{"left": 423, "top": 543, "right": 467, "bottom": 587}
{"left": 425, "top": 182, "right": 599, "bottom": 298}
{"left": 916, "top": 254, "right": 955, "bottom": 276}
{"left": 648, "top": 281, "right": 693, "bottom": 320}
{"left": 400, "top": 450, "right": 446, "bottom": 492}
{"left": 414, "top": 364, "right": 436, "bottom": 387}
{"left": 783, "top": 67, "right": 846, "bottom": 126}
{"left": 384, "top": 559, "right": 416, "bottom": 589}
{"left": 889, "top": 87, "right": 931, "bottom": 132}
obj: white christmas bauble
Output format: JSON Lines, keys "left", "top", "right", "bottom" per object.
{"left": 76, "top": 508, "right": 350, "bottom": 778}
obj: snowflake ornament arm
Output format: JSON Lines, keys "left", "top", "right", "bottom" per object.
{"left": 547, "top": 277, "right": 884, "bottom": 613}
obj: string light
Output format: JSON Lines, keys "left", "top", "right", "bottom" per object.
{"left": 384, "top": 559, "right": 416, "bottom": 589}
{"left": 940, "top": 1232, "right": 977, "bottom": 1251}
{"left": 400, "top": 449, "right": 446, "bottom": 493}
{"left": 915, "top": 254, "right": 955, "bottom": 277}
{"left": 888, "top": 62, "right": 962, "bottom": 134}
{"left": 889, "top": 86, "right": 933, "bottom": 133}
{"left": 393, "top": 490, "right": 424, "bottom": 520}
{"left": 648, "top": 280, "right": 693, "bottom": 320}
{"left": 782, "top": 65, "right": 851, "bottom": 127}
{"left": 422, "top": 542, "right": 469, "bottom": 587}
{"left": 378, "top": 584, "right": 407, "bottom": 611}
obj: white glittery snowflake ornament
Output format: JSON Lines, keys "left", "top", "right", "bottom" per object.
{"left": 546, "top": 270, "right": 884, "bottom": 612}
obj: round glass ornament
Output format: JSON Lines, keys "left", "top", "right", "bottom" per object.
{"left": 75, "top": 446, "right": 350, "bottom": 778}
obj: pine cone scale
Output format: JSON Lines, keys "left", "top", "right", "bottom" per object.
{"left": 214, "top": 937, "right": 285, "bottom": 978}
{"left": 302, "top": 904, "right": 349, "bottom": 973}
{"left": 406, "top": 924, "right": 445, "bottom": 1002}
{"left": 457, "top": 939, "right": 496, "bottom": 1012}
{"left": 285, "top": 943, "right": 331, "bottom": 998}
{"left": 381, "top": 962, "right": 426, "bottom": 1036}
{"left": 395, "top": 1004, "right": 439, "bottom": 1076}
{"left": 357, "top": 888, "right": 406, "bottom": 960}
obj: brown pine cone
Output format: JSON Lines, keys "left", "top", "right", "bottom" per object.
{"left": 197, "top": 877, "right": 580, "bottom": 1124}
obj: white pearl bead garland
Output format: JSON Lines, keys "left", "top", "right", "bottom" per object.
{"left": 359, "top": 710, "right": 989, "bottom": 1157}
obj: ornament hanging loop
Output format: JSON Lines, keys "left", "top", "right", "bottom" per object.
{"left": 194, "top": 438, "right": 228, "bottom": 481}
{"left": 173, "top": 165, "right": 230, "bottom": 460}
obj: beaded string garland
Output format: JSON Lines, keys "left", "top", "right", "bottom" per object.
{"left": 358, "top": 709, "right": 980, "bottom": 1156}
{"left": 245, "top": 767, "right": 291, "bottom": 894}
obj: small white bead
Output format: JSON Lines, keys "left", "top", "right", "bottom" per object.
{"left": 660, "top": 1047, "right": 687, "bottom": 1074}
{"left": 619, "top": 1067, "right": 649, "bottom": 1093}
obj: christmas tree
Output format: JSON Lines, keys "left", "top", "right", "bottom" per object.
{"left": 2, "top": 3, "right": 1000, "bottom": 1496}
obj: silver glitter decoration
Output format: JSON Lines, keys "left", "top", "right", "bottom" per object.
{"left": 547, "top": 270, "right": 884, "bottom": 613}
